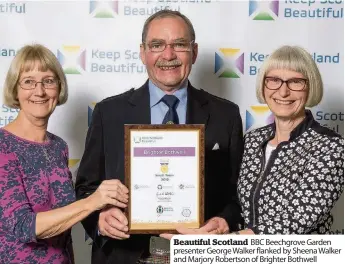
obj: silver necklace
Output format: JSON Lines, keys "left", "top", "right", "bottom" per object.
{"left": 41, "top": 135, "right": 51, "bottom": 163}
{"left": 42, "top": 147, "right": 51, "bottom": 163}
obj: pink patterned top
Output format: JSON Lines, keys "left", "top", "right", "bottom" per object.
{"left": 0, "top": 129, "right": 75, "bottom": 264}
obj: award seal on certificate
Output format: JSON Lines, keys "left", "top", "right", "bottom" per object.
{"left": 124, "top": 124, "right": 205, "bottom": 234}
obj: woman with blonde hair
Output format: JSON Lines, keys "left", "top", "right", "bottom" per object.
{"left": 0, "top": 44, "right": 128, "bottom": 263}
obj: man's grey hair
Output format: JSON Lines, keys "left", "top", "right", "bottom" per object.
{"left": 141, "top": 10, "right": 196, "bottom": 43}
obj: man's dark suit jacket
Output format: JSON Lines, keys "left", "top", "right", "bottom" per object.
{"left": 75, "top": 81, "right": 244, "bottom": 264}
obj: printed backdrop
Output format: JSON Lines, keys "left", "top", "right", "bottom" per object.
{"left": 0, "top": 1, "right": 343, "bottom": 263}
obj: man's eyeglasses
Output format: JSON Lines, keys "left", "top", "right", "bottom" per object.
{"left": 144, "top": 40, "right": 194, "bottom": 53}
{"left": 264, "top": 77, "right": 308, "bottom": 91}
{"left": 19, "top": 78, "right": 60, "bottom": 90}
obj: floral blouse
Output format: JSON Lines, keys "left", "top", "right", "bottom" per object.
{"left": 238, "top": 111, "right": 344, "bottom": 234}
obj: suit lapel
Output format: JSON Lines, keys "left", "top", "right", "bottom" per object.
{"left": 186, "top": 83, "right": 210, "bottom": 129}
{"left": 126, "top": 80, "right": 151, "bottom": 124}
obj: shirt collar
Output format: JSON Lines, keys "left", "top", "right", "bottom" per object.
{"left": 261, "top": 110, "right": 317, "bottom": 147}
{"left": 149, "top": 80, "right": 188, "bottom": 108}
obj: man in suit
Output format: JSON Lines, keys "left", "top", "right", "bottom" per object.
{"left": 75, "top": 10, "right": 243, "bottom": 264}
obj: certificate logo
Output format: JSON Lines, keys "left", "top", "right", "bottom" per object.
{"left": 156, "top": 205, "right": 164, "bottom": 214}
{"left": 156, "top": 205, "right": 173, "bottom": 215}
{"left": 156, "top": 191, "right": 174, "bottom": 202}
{"left": 178, "top": 183, "right": 195, "bottom": 189}
{"left": 160, "top": 159, "right": 169, "bottom": 174}
{"left": 133, "top": 136, "right": 141, "bottom": 143}
{"left": 133, "top": 184, "right": 149, "bottom": 190}
{"left": 157, "top": 184, "right": 173, "bottom": 190}
{"left": 182, "top": 208, "right": 191, "bottom": 218}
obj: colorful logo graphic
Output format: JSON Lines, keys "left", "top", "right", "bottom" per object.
{"left": 90, "top": 0, "right": 118, "bottom": 18}
{"left": 249, "top": 0, "right": 279, "bottom": 21}
{"left": 88, "top": 103, "right": 97, "bottom": 127}
{"left": 246, "top": 105, "right": 274, "bottom": 131}
{"left": 57, "top": 46, "right": 86, "bottom": 74}
{"left": 214, "top": 48, "right": 244, "bottom": 78}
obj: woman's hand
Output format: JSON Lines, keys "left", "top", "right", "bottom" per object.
{"left": 35, "top": 179, "right": 129, "bottom": 239}
{"left": 160, "top": 217, "right": 229, "bottom": 240}
{"left": 87, "top": 180, "right": 129, "bottom": 211}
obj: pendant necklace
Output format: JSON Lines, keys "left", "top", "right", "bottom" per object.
{"left": 41, "top": 134, "right": 51, "bottom": 163}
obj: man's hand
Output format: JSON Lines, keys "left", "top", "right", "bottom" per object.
{"left": 160, "top": 217, "right": 229, "bottom": 240}
{"left": 98, "top": 207, "right": 130, "bottom": 240}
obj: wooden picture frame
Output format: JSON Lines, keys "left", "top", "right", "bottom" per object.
{"left": 124, "top": 124, "right": 204, "bottom": 234}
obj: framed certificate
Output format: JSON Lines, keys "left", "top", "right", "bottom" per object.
{"left": 124, "top": 124, "right": 204, "bottom": 234}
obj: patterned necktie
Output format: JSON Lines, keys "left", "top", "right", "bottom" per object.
{"left": 161, "top": 95, "right": 180, "bottom": 124}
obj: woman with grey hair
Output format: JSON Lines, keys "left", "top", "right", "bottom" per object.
{"left": 235, "top": 45, "right": 344, "bottom": 234}
{"left": 0, "top": 44, "right": 128, "bottom": 263}
{"left": 163, "top": 45, "right": 344, "bottom": 237}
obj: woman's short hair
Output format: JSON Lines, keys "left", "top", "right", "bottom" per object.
{"left": 3, "top": 44, "right": 68, "bottom": 108}
{"left": 256, "top": 45, "right": 323, "bottom": 107}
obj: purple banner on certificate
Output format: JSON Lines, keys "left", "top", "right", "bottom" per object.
{"left": 133, "top": 147, "right": 195, "bottom": 157}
